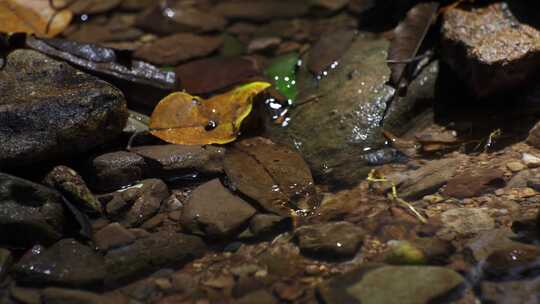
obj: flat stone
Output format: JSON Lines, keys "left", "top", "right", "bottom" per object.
{"left": 44, "top": 166, "right": 102, "bottom": 214}
{"left": 134, "top": 33, "right": 223, "bottom": 66}
{"left": 294, "top": 221, "right": 365, "bottom": 259}
{"left": 319, "top": 266, "right": 464, "bottom": 304}
{"left": 506, "top": 161, "right": 526, "bottom": 172}
{"left": 440, "top": 208, "right": 495, "bottom": 236}
{"left": 181, "top": 179, "right": 256, "bottom": 238}
{"left": 237, "top": 289, "right": 278, "bottom": 304}
{"left": 0, "top": 173, "right": 65, "bottom": 247}
{"left": 0, "top": 50, "right": 127, "bottom": 167}
{"left": 13, "top": 239, "right": 106, "bottom": 287}
{"left": 481, "top": 278, "right": 540, "bottom": 304}
{"left": 105, "top": 231, "right": 206, "bottom": 286}
{"left": 522, "top": 153, "right": 540, "bottom": 168}
{"left": 94, "top": 222, "right": 136, "bottom": 251}
{"left": 398, "top": 158, "right": 460, "bottom": 200}
{"left": 483, "top": 243, "right": 540, "bottom": 279}
{"left": 443, "top": 168, "right": 505, "bottom": 198}
{"left": 41, "top": 287, "right": 116, "bottom": 304}
{"left": 441, "top": 2, "right": 540, "bottom": 97}
{"left": 130, "top": 144, "right": 225, "bottom": 177}
{"left": 507, "top": 168, "right": 540, "bottom": 189}
{"left": 464, "top": 228, "right": 518, "bottom": 263}
{"left": 90, "top": 151, "right": 146, "bottom": 192}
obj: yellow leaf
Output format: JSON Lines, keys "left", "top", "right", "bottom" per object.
{"left": 0, "top": 0, "right": 72, "bottom": 37}
{"left": 149, "top": 82, "right": 271, "bottom": 145}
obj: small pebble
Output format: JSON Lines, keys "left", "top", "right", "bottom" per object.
{"left": 522, "top": 153, "right": 540, "bottom": 168}
{"left": 423, "top": 194, "right": 444, "bottom": 204}
{"left": 506, "top": 161, "right": 526, "bottom": 172}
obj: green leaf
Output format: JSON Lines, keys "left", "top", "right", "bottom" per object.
{"left": 264, "top": 52, "right": 299, "bottom": 104}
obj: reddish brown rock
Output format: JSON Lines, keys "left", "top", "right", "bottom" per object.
{"left": 441, "top": 3, "right": 540, "bottom": 97}
{"left": 175, "top": 56, "right": 261, "bottom": 94}
{"left": 443, "top": 168, "right": 505, "bottom": 199}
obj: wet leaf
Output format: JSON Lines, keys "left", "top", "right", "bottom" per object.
{"left": 53, "top": 0, "right": 122, "bottom": 15}
{"left": 25, "top": 37, "right": 177, "bottom": 90}
{"left": 149, "top": 82, "right": 271, "bottom": 145}
{"left": 307, "top": 29, "right": 356, "bottom": 78}
{"left": 388, "top": 2, "right": 439, "bottom": 86}
{"left": 264, "top": 53, "right": 299, "bottom": 103}
{"left": 224, "top": 137, "right": 320, "bottom": 216}
{"left": 0, "top": 0, "right": 72, "bottom": 37}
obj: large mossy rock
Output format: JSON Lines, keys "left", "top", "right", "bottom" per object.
{"left": 0, "top": 50, "right": 127, "bottom": 167}
{"left": 266, "top": 32, "right": 438, "bottom": 187}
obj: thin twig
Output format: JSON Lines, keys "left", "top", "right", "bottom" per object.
{"left": 367, "top": 169, "right": 428, "bottom": 224}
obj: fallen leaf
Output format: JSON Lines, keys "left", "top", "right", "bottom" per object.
{"left": 223, "top": 137, "right": 320, "bottom": 216}
{"left": 0, "top": 0, "right": 72, "bottom": 37}
{"left": 264, "top": 53, "right": 299, "bottom": 103}
{"left": 388, "top": 2, "right": 439, "bottom": 87}
{"left": 149, "top": 82, "right": 271, "bottom": 145}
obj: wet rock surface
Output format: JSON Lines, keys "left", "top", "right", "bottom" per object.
{"left": 181, "top": 179, "right": 256, "bottom": 238}
{"left": 442, "top": 2, "right": 540, "bottom": 97}
{"left": 294, "top": 221, "right": 365, "bottom": 259}
{"left": 103, "top": 178, "right": 169, "bottom": 227}
{"left": 319, "top": 266, "right": 465, "bottom": 304}
{"left": 0, "top": 173, "right": 65, "bottom": 247}
{"left": 0, "top": 50, "right": 127, "bottom": 167}
{"left": 104, "top": 231, "right": 206, "bottom": 285}
{"left": 266, "top": 32, "right": 393, "bottom": 187}
{"left": 3, "top": 1, "right": 540, "bottom": 303}
{"left": 440, "top": 208, "right": 495, "bottom": 236}
{"left": 13, "top": 239, "right": 106, "bottom": 287}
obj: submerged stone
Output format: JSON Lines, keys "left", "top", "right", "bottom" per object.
{"left": 13, "top": 239, "right": 106, "bottom": 287}
{"left": 319, "top": 266, "right": 465, "bottom": 304}
{"left": 105, "top": 231, "right": 206, "bottom": 286}
{"left": 265, "top": 32, "right": 437, "bottom": 187}
{"left": 0, "top": 50, "right": 127, "bottom": 167}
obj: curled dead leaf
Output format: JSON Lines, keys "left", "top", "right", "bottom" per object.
{"left": 149, "top": 82, "right": 271, "bottom": 145}
{"left": 0, "top": 0, "right": 72, "bottom": 37}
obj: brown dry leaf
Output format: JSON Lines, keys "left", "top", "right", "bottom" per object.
{"left": 224, "top": 137, "right": 320, "bottom": 216}
{"left": 149, "top": 82, "right": 271, "bottom": 145}
{"left": 0, "top": 0, "right": 72, "bottom": 37}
